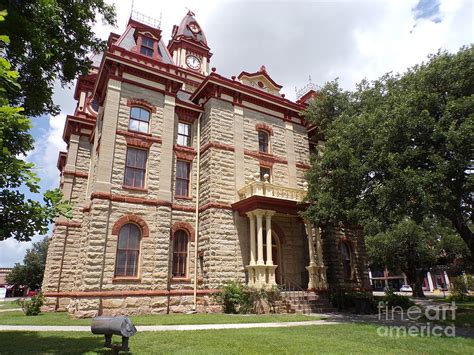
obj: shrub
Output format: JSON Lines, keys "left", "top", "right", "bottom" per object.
{"left": 265, "top": 286, "right": 282, "bottom": 314}
{"left": 382, "top": 288, "right": 415, "bottom": 309}
{"left": 214, "top": 281, "right": 245, "bottom": 314}
{"left": 17, "top": 292, "right": 44, "bottom": 316}
{"left": 449, "top": 276, "right": 468, "bottom": 301}
{"left": 329, "top": 288, "right": 375, "bottom": 313}
{"left": 215, "top": 281, "right": 282, "bottom": 314}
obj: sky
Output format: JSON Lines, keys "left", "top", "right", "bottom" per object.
{"left": 0, "top": 0, "right": 472, "bottom": 267}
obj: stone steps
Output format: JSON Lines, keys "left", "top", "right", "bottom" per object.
{"left": 282, "top": 291, "right": 336, "bottom": 314}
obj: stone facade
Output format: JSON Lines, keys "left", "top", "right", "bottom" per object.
{"left": 42, "top": 12, "right": 369, "bottom": 317}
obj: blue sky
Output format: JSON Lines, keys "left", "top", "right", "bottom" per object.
{"left": 0, "top": 0, "right": 472, "bottom": 267}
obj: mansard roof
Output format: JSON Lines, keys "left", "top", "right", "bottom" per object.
{"left": 171, "top": 10, "right": 208, "bottom": 48}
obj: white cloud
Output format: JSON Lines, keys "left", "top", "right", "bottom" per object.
{"left": 0, "top": 235, "right": 46, "bottom": 268}
{"left": 27, "top": 114, "right": 67, "bottom": 189}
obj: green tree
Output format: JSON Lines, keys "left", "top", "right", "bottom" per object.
{"left": 0, "top": 10, "right": 70, "bottom": 241}
{"left": 367, "top": 218, "right": 466, "bottom": 297}
{"left": 0, "top": 0, "right": 116, "bottom": 116}
{"left": 304, "top": 46, "right": 474, "bottom": 260}
{"left": 6, "top": 238, "right": 49, "bottom": 290}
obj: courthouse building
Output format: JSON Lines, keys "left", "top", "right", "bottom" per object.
{"left": 42, "top": 12, "right": 370, "bottom": 317}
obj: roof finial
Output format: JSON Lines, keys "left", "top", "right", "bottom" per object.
{"left": 185, "top": 8, "right": 196, "bottom": 16}
{"left": 259, "top": 65, "right": 266, "bottom": 73}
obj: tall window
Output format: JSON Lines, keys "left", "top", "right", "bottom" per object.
{"left": 129, "top": 107, "right": 150, "bottom": 133}
{"left": 260, "top": 166, "right": 271, "bottom": 182}
{"left": 124, "top": 148, "right": 147, "bottom": 188}
{"left": 258, "top": 130, "right": 269, "bottom": 153}
{"left": 140, "top": 37, "right": 155, "bottom": 57}
{"left": 176, "top": 160, "right": 190, "bottom": 197}
{"left": 340, "top": 241, "right": 353, "bottom": 280}
{"left": 115, "top": 224, "right": 141, "bottom": 277}
{"left": 172, "top": 230, "right": 189, "bottom": 277}
{"left": 177, "top": 122, "right": 192, "bottom": 146}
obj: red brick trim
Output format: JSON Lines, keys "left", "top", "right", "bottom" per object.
{"left": 91, "top": 192, "right": 172, "bottom": 208}
{"left": 244, "top": 149, "right": 288, "bottom": 165}
{"left": 63, "top": 170, "right": 89, "bottom": 179}
{"left": 176, "top": 106, "right": 200, "bottom": 123}
{"left": 172, "top": 204, "right": 195, "bottom": 212}
{"left": 116, "top": 130, "right": 162, "bottom": 148}
{"left": 296, "top": 162, "right": 311, "bottom": 170}
{"left": 112, "top": 214, "right": 150, "bottom": 238}
{"left": 199, "top": 202, "right": 233, "bottom": 212}
{"left": 171, "top": 221, "right": 195, "bottom": 242}
{"left": 90, "top": 192, "right": 232, "bottom": 213}
{"left": 55, "top": 221, "right": 82, "bottom": 228}
{"left": 126, "top": 98, "right": 156, "bottom": 113}
{"left": 255, "top": 122, "right": 273, "bottom": 135}
{"left": 43, "top": 289, "right": 220, "bottom": 298}
{"left": 200, "top": 142, "right": 235, "bottom": 155}
{"left": 174, "top": 145, "right": 197, "bottom": 161}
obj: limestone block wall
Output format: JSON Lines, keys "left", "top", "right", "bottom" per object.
{"left": 43, "top": 132, "right": 92, "bottom": 310}
{"left": 322, "top": 226, "right": 371, "bottom": 291}
{"left": 199, "top": 208, "right": 242, "bottom": 288}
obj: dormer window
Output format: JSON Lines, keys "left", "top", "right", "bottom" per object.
{"left": 140, "top": 37, "right": 155, "bottom": 57}
{"left": 129, "top": 107, "right": 150, "bottom": 133}
{"left": 258, "top": 130, "right": 269, "bottom": 153}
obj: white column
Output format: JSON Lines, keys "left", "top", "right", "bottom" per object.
{"left": 256, "top": 211, "right": 264, "bottom": 265}
{"left": 427, "top": 272, "right": 434, "bottom": 292}
{"left": 305, "top": 222, "right": 316, "bottom": 266}
{"left": 247, "top": 212, "right": 256, "bottom": 265}
{"left": 265, "top": 212, "right": 275, "bottom": 265}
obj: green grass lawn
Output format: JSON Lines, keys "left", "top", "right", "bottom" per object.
{"left": 428, "top": 298, "right": 474, "bottom": 328}
{"left": 0, "top": 324, "right": 472, "bottom": 354}
{"left": 0, "top": 311, "right": 316, "bottom": 326}
{"left": 0, "top": 301, "right": 21, "bottom": 310}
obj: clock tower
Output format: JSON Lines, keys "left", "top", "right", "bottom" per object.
{"left": 168, "top": 11, "right": 212, "bottom": 77}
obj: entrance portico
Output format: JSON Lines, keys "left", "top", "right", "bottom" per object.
{"left": 233, "top": 174, "right": 328, "bottom": 290}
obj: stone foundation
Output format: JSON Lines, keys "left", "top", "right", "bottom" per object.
{"left": 43, "top": 293, "right": 221, "bottom": 318}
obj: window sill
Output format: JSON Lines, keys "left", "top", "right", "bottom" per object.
{"left": 170, "top": 277, "right": 204, "bottom": 284}
{"left": 128, "top": 129, "right": 152, "bottom": 137}
{"left": 171, "top": 277, "right": 191, "bottom": 283}
{"left": 122, "top": 185, "right": 148, "bottom": 192}
{"left": 175, "top": 195, "right": 192, "bottom": 200}
{"left": 113, "top": 277, "right": 141, "bottom": 283}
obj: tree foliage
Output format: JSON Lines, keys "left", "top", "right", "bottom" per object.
{"left": 0, "top": 0, "right": 116, "bottom": 116}
{"left": 366, "top": 218, "right": 467, "bottom": 297}
{"left": 303, "top": 46, "right": 474, "bottom": 259}
{"left": 0, "top": 10, "right": 71, "bottom": 241}
{"left": 6, "top": 238, "right": 49, "bottom": 290}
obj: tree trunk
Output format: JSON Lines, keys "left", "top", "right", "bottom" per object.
{"left": 405, "top": 268, "right": 425, "bottom": 298}
{"left": 449, "top": 213, "right": 474, "bottom": 261}
{"left": 412, "top": 270, "right": 426, "bottom": 298}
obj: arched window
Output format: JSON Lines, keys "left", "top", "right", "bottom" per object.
{"left": 172, "top": 230, "right": 189, "bottom": 277}
{"left": 129, "top": 107, "right": 150, "bottom": 133}
{"left": 115, "top": 224, "right": 141, "bottom": 277}
{"left": 258, "top": 130, "right": 269, "bottom": 153}
{"left": 340, "top": 241, "right": 353, "bottom": 280}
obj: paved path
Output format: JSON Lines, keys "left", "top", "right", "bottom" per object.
{"left": 0, "top": 309, "right": 21, "bottom": 313}
{"left": 0, "top": 320, "right": 341, "bottom": 332}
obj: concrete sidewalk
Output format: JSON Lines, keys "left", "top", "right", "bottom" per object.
{"left": 0, "top": 319, "right": 340, "bottom": 332}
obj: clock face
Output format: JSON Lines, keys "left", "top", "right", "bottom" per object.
{"left": 189, "top": 23, "right": 200, "bottom": 34}
{"left": 186, "top": 55, "right": 201, "bottom": 70}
